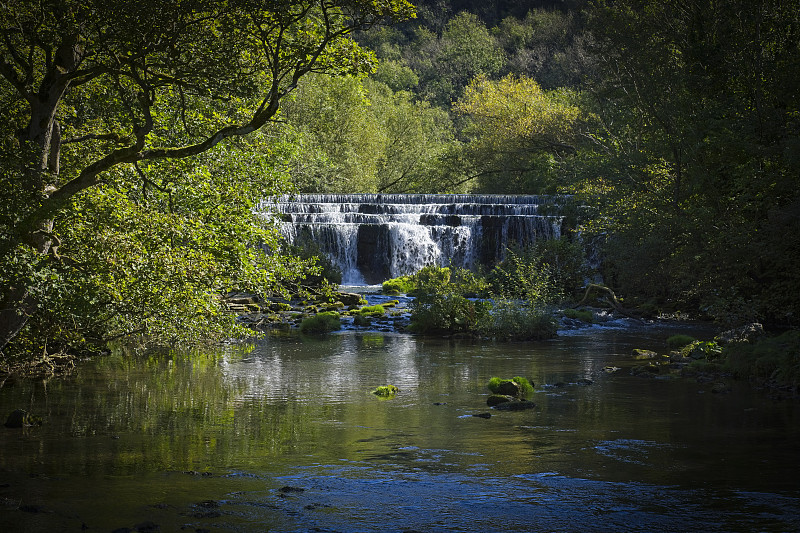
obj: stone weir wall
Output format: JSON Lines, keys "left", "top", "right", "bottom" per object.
{"left": 257, "top": 194, "right": 566, "bottom": 285}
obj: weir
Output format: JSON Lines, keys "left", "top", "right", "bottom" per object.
{"left": 259, "top": 194, "right": 565, "bottom": 285}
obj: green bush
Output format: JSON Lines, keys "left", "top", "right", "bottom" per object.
{"left": 482, "top": 299, "right": 558, "bottom": 340}
{"left": 666, "top": 334, "right": 696, "bottom": 350}
{"left": 409, "top": 265, "right": 452, "bottom": 296}
{"left": 723, "top": 330, "right": 800, "bottom": 386}
{"left": 409, "top": 292, "right": 491, "bottom": 334}
{"left": 299, "top": 311, "right": 341, "bottom": 334}
{"left": 531, "top": 237, "right": 590, "bottom": 297}
{"left": 382, "top": 275, "right": 415, "bottom": 295}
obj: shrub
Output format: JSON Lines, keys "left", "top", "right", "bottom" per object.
{"left": 382, "top": 275, "right": 415, "bottom": 295}
{"left": 409, "top": 265, "right": 452, "bottom": 296}
{"left": 481, "top": 299, "right": 558, "bottom": 340}
{"left": 299, "top": 311, "right": 341, "bottom": 334}
{"left": 409, "top": 292, "right": 491, "bottom": 334}
{"left": 723, "top": 330, "right": 800, "bottom": 386}
{"left": 666, "top": 334, "right": 696, "bottom": 350}
{"left": 487, "top": 245, "right": 561, "bottom": 302}
{"left": 531, "top": 237, "right": 590, "bottom": 297}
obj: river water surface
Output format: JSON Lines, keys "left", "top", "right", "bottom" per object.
{"left": 1, "top": 325, "right": 798, "bottom": 532}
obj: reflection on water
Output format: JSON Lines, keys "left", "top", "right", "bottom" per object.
{"left": 1, "top": 328, "right": 799, "bottom": 532}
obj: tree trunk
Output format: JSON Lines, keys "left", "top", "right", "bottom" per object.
{"left": 0, "top": 39, "right": 75, "bottom": 355}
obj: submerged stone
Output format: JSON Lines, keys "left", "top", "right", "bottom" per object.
{"left": 486, "top": 394, "right": 513, "bottom": 407}
{"left": 492, "top": 400, "right": 537, "bottom": 411}
{"left": 4, "top": 409, "right": 40, "bottom": 428}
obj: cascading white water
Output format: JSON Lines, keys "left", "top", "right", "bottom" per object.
{"left": 260, "top": 194, "right": 565, "bottom": 285}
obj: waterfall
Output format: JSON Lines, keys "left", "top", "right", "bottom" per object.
{"left": 259, "top": 194, "right": 565, "bottom": 285}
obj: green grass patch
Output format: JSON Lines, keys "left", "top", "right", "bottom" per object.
{"left": 666, "top": 334, "right": 696, "bottom": 350}
{"left": 562, "top": 308, "right": 593, "bottom": 323}
{"left": 356, "top": 304, "right": 386, "bottom": 317}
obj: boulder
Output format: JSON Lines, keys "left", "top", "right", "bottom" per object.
{"left": 631, "top": 348, "right": 657, "bottom": 360}
{"left": 495, "top": 380, "right": 521, "bottom": 397}
{"left": 4, "top": 409, "right": 32, "bottom": 428}
{"left": 486, "top": 394, "right": 513, "bottom": 407}
{"left": 337, "top": 292, "right": 364, "bottom": 306}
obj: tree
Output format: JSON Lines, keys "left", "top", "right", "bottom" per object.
{"left": 493, "top": 8, "right": 592, "bottom": 89}
{"left": 452, "top": 73, "right": 581, "bottom": 192}
{"left": 278, "top": 73, "right": 385, "bottom": 192}
{"left": 276, "top": 74, "right": 457, "bottom": 194}
{"left": 580, "top": 0, "right": 800, "bottom": 324}
{"left": 407, "top": 11, "right": 505, "bottom": 106}
{"left": 0, "top": 0, "right": 415, "bottom": 358}
{"left": 367, "top": 79, "right": 458, "bottom": 193}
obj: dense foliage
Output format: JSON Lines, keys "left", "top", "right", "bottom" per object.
{"left": 0, "top": 0, "right": 415, "bottom": 362}
{"left": 390, "top": 256, "right": 561, "bottom": 340}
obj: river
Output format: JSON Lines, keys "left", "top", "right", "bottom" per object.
{"left": 1, "top": 324, "right": 798, "bottom": 532}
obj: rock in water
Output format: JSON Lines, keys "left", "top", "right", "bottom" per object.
{"left": 493, "top": 400, "right": 537, "bottom": 411}
{"left": 495, "top": 380, "right": 521, "bottom": 397}
{"left": 4, "top": 409, "right": 29, "bottom": 428}
{"left": 486, "top": 394, "right": 513, "bottom": 407}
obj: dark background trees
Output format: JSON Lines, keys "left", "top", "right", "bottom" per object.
{"left": 350, "top": 0, "right": 799, "bottom": 326}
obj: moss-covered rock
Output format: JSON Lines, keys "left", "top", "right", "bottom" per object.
{"left": 373, "top": 385, "right": 399, "bottom": 397}
{"left": 632, "top": 348, "right": 658, "bottom": 360}
{"left": 357, "top": 304, "right": 386, "bottom": 317}
{"left": 487, "top": 376, "right": 534, "bottom": 398}
{"left": 486, "top": 394, "right": 513, "bottom": 407}
{"left": 299, "top": 311, "right": 341, "bottom": 334}
{"left": 337, "top": 292, "right": 364, "bottom": 306}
